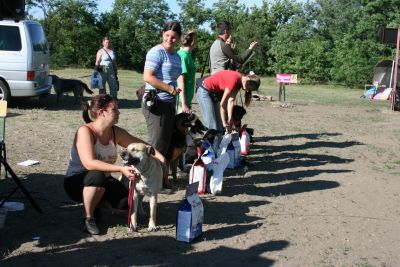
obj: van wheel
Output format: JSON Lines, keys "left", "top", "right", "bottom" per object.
{"left": 0, "top": 81, "right": 11, "bottom": 102}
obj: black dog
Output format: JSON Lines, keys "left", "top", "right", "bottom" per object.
{"left": 232, "top": 105, "right": 247, "bottom": 129}
{"left": 167, "top": 113, "right": 197, "bottom": 181}
{"left": 185, "top": 116, "right": 208, "bottom": 165}
{"left": 50, "top": 74, "right": 93, "bottom": 103}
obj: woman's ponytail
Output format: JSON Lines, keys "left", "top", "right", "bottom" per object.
{"left": 82, "top": 101, "right": 92, "bottom": 123}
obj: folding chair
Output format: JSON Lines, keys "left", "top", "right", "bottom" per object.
{"left": 0, "top": 100, "right": 42, "bottom": 213}
{"left": 0, "top": 100, "right": 7, "bottom": 177}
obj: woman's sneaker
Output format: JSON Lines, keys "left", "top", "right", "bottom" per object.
{"left": 85, "top": 217, "right": 100, "bottom": 235}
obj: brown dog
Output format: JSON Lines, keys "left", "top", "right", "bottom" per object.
{"left": 167, "top": 112, "right": 196, "bottom": 181}
{"left": 136, "top": 86, "right": 145, "bottom": 100}
{"left": 50, "top": 74, "right": 93, "bottom": 103}
{"left": 119, "top": 143, "right": 163, "bottom": 232}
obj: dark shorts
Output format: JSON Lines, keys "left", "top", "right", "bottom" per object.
{"left": 64, "top": 170, "right": 128, "bottom": 210}
{"left": 141, "top": 100, "right": 176, "bottom": 158}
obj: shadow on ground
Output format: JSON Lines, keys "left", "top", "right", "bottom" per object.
{"left": 8, "top": 94, "right": 141, "bottom": 111}
{"left": 1, "top": 234, "right": 289, "bottom": 266}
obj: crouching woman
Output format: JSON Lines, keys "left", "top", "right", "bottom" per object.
{"left": 64, "top": 94, "right": 165, "bottom": 235}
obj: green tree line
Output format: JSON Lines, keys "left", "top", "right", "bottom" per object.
{"left": 26, "top": 0, "right": 400, "bottom": 87}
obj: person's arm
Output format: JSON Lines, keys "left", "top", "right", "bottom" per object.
{"left": 219, "top": 89, "right": 236, "bottom": 132}
{"left": 178, "top": 74, "right": 189, "bottom": 113}
{"left": 95, "top": 49, "right": 102, "bottom": 66}
{"left": 143, "top": 69, "right": 181, "bottom": 96}
{"left": 112, "top": 50, "right": 118, "bottom": 75}
{"left": 75, "top": 126, "right": 136, "bottom": 179}
{"left": 220, "top": 41, "right": 257, "bottom": 65}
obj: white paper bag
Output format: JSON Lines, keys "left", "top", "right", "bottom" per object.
{"left": 176, "top": 183, "right": 204, "bottom": 243}
{"left": 227, "top": 139, "right": 241, "bottom": 169}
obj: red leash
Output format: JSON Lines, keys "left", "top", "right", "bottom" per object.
{"left": 127, "top": 172, "right": 137, "bottom": 227}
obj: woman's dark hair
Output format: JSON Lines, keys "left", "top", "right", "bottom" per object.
{"left": 82, "top": 94, "right": 114, "bottom": 123}
{"left": 103, "top": 36, "right": 110, "bottom": 41}
{"left": 162, "top": 21, "right": 182, "bottom": 37}
{"left": 181, "top": 29, "right": 197, "bottom": 47}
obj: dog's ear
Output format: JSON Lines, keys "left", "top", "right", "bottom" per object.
{"left": 147, "top": 146, "right": 156, "bottom": 156}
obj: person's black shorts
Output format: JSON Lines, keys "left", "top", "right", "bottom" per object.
{"left": 64, "top": 170, "right": 128, "bottom": 210}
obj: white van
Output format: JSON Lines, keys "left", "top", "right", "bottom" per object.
{"left": 0, "top": 19, "right": 52, "bottom": 102}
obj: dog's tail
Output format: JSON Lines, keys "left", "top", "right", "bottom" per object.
{"left": 81, "top": 82, "right": 94, "bottom": 95}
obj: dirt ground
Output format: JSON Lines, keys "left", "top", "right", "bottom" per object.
{"left": 0, "top": 87, "right": 400, "bottom": 267}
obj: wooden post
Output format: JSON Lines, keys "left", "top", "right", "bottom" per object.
{"left": 278, "top": 82, "right": 286, "bottom": 102}
{"left": 391, "top": 28, "right": 400, "bottom": 111}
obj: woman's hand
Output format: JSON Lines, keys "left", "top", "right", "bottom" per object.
{"left": 169, "top": 85, "right": 181, "bottom": 96}
{"left": 120, "top": 165, "right": 139, "bottom": 180}
{"left": 224, "top": 125, "right": 233, "bottom": 134}
{"left": 249, "top": 41, "right": 258, "bottom": 50}
{"left": 182, "top": 103, "right": 190, "bottom": 113}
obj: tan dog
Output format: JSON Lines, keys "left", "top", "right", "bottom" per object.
{"left": 119, "top": 143, "right": 163, "bottom": 231}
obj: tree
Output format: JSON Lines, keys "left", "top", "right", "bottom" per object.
{"left": 177, "top": 0, "right": 211, "bottom": 29}
{"left": 110, "top": 0, "right": 174, "bottom": 70}
{"left": 40, "top": 0, "right": 100, "bottom": 67}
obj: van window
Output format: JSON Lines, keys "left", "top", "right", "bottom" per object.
{"left": 0, "top": 25, "right": 22, "bottom": 51}
{"left": 27, "top": 24, "right": 48, "bottom": 52}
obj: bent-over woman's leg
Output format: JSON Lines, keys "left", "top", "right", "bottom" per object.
{"left": 197, "top": 86, "right": 219, "bottom": 131}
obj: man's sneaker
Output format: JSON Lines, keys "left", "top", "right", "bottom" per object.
{"left": 85, "top": 217, "right": 100, "bottom": 235}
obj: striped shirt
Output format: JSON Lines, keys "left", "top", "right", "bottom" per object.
{"left": 144, "top": 44, "right": 182, "bottom": 102}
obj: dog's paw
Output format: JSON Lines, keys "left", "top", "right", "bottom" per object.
{"left": 147, "top": 226, "right": 159, "bottom": 232}
{"left": 128, "top": 226, "right": 138, "bottom": 232}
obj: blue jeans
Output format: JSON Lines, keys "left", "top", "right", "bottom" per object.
{"left": 196, "top": 86, "right": 223, "bottom": 132}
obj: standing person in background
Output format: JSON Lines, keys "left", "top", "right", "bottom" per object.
{"left": 95, "top": 37, "right": 118, "bottom": 99}
{"left": 209, "top": 21, "right": 258, "bottom": 74}
{"left": 177, "top": 29, "right": 197, "bottom": 113}
{"left": 142, "top": 21, "right": 183, "bottom": 192}
{"left": 196, "top": 70, "right": 260, "bottom": 133}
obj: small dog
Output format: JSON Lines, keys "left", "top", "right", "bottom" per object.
{"left": 232, "top": 105, "right": 247, "bottom": 129}
{"left": 50, "top": 74, "right": 93, "bottom": 103}
{"left": 167, "top": 112, "right": 197, "bottom": 181}
{"left": 185, "top": 117, "right": 207, "bottom": 164}
{"left": 119, "top": 143, "right": 163, "bottom": 232}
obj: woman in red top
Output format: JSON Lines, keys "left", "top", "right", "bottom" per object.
{"left": 196, "top": 70, "right": 260, "bottom": 133}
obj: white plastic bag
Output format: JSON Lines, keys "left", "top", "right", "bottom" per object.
{"left": 240, "top": 129, "right": 250, "bottom": 155}
{"left": 90, "top": 71, "right": 103, "bottom": 90}
{"left": 209, "top": 152, "right": 230, "bottom": 194}
{"left": 189, "top": 159, "right": 207, "bottom": 194}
